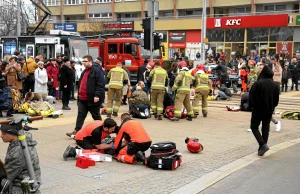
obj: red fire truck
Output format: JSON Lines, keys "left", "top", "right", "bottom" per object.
{"left": 87, "top": 35, "right": 164, "bottom": 82}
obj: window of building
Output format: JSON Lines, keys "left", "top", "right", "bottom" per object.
{"left": 64, "top": 0, "right": 86, "bottom": 5}
{"left": 164, "top": 12, "right": 173, "bottom": 17}
{"left": 185, "top": 10, "right": 194, "bottom": 16}
{"left": 88, "top": 0, "right": 113, "bottom": 2}
{"left": 88, "top": 13, "right": 112, "bottom": 18}
{"left": 124, "top": 14, "right": 131, "bottom": 18}
{"left": 115, "top": 0, "right": 122, "bottom": 2}
{"left": 108, "top": 44, "right": 117, "bottom": 54}
{"left": 235, "top": 6, "right": 251, "bottom": 13}
{"left": 194, "top": 10, "right": 202, "bottom": 15}
{"left": 132, "top": 13, "right": 138, "bottom": 18}
{"left": 264, "top": 4, "right": 286, "bottom": 11}
{"left": 123, "top": 13, "right": 138, "bottom": 18}
{"left": 45, "top": 0, "right": 60, "bottom": 6}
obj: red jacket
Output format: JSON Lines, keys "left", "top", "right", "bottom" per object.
{"left": 46, "top": 63, "right": 60, "bottom": 88}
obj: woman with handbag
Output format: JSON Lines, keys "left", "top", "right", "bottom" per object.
{"left": 5, "top": 57, "right": 22, "bottom": 91}
{"left": 34, "top": 61, "right": 48, "bottom": 93}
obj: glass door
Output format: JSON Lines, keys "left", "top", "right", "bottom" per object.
{"left": 26, "top": 44, "right": 35, "bottom": 59}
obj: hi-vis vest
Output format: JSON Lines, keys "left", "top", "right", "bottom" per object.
{"left": 150, "top": 67, "right": 167, "bottom": 90}
{"left": 108, "top": 67, "right": 127, "bottom": 89}
{"left": 173, "top": 71, "right": 193, "bottom": 91}
{"left": 195, "top": 73, "right": 209, "bottom": 90}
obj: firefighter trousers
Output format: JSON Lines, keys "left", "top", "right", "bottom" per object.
{"left": 192, "top": 89, "right": 209, "bottom": 115}
{"left": 151, "top": 89, "right": 165, "bottom": 116}
{"left": 116, "top": 142, "right": 151, "bottom": 164}
{"left": 174, "top": 91, "right": 193, "bottom": 118}
{"left": 107, "top": 87, "right": 122, "bottom": 114}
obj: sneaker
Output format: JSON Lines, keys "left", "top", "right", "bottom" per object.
{"left": 258, "top": 144, "right": 269, "bottom": 156}
{"left": 66, "top": 130, "right": 77, "bottom": 137}
{"left": 275, "top": 121, "right": 281, "bottom": 132}
{"left": 63, "top": 146, "right": 77, "bottom": 161}
{"left": 247, "top": 129, "right": 252, "bottom": 132}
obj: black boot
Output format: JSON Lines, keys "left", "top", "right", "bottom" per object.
{"left": 153, "top": 113, "right": 158, "bottom": 119}
{"left": 158, "top": 115, "right": 162, "bottom": 120}
{"left": 107, "top": 114, "right": 112, "bottom": 118}
{"left": 112, "top": 112, "right": 118, "bottom": 117}
{"left": 63, "top": 146, "right": 77, "bottom": 161}
{"left": 62, "top": 103, "right": 71, "bottom": 110}
{"left": 203, "top": 112, "right": 207, "bottom": 117}
{"left": 186, "top": 115, "right": 193, "bottom": 121}
{"left": 122, "top": 96, "right": 127, "bottom": 105}
{"left": 170, "top": 117, "right": 180, "bottom": 121}
{"left": 134, "top": 151, "right": 145, "bottom": 163}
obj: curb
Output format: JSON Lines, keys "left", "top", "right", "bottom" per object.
{"left": 171, "top": 138, "right": 300, "bottom": 194}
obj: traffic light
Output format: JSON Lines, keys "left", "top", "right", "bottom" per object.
{"left": 142, "top": 18, "right": 151, "bottom": 50}
{"left": 154, "top": 34, "right": 160, "bottom": 50}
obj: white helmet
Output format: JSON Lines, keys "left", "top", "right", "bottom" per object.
{"left": 196, "top": 70, "right": 205, "bottom": 74}
{"left": 180, "top": 67, "right": 189, "bottom": 71}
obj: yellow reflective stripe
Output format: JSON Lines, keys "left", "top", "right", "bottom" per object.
{"left": 196, "top": 86, "right": 209, "bottom": 89}
{"left": 200, "top": 74, "right": 208, "bottom": 79}
{"left": 174, "top": 110, "right": 181, "bottom": 114}
{"left": 187, "top": 111, "right": 193, "bottom": 115}
{"left": 114, "top": 106, "right": 120, "bottom": 109}
{"left": 18, "top": 135, "right": 26, "bottom": 141}
{"left": 193, "top": 107, "right": 198, "bottom": 110}
{"left": 157, "top": 107, "right": 163, "bottom": 111}
{"left": 107, "top": 108, "right": 112, "bottom": 111}
{"left": 178, "top": 88, "right": 190, "bottom": 91}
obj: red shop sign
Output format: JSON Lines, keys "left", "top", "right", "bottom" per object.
{"left": 276, "top": 42, "right": 292, "bottom": 55}
{"left": 168, "top": 42, "right": 186, "bottom": 48}
{"left": 207, "top": 14, "right": 288, "bottom": 29}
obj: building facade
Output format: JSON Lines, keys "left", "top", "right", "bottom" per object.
{"left": 40, "top": 0, "right": 300, "bottom": 60}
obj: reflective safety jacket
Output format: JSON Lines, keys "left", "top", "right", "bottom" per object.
{"left": 114, "top": 119, "right": 151, "bottom": 152}
{"left": 107, "top": 67, "right": 129, "bottom": 89}
{"left": 172, "top": 71, "right": 194, "bottom": 92}
{"left": 149, "top": 67, "right": 168, "bottom": 90}
{"left": 194, "top": 73, "right": 209, "bottom": 90}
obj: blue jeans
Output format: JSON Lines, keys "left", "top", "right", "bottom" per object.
{"left": 217, "top": 91, "right": 230, "bottom": 100}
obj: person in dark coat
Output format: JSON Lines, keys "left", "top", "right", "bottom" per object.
{"left": 213, "top": 59, "right": 228, "bottom": 85}
{"left": 60, "top": 57, "right": 74, "bottom": 110}
{"left": 137, "top": 59, "right": 148, "bottom": 82}
{"left": 249, "top": 65, "right": 280, "bottom": 156}
{"left": 288, "top": 58, "right": 300, "bottom": 91}
{"left": 70, "top": 61, "right": 77, "bottom": 100}
{"left": 66, "top": 55, "right": 105, "bottom": 138}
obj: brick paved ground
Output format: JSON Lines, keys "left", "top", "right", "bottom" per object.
{"left": 0, "top": 93, "right": 299, "bottom": 194}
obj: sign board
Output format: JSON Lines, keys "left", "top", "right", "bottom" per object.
{"left": 168, "top": 31, "right": 186, "bottom": 42}
{"left": 168, "top": 42, "right": 186, "bottom": 48}
{"left": 35, "top": 37, "right": 59, "bottom": 44}
{"left": 276, "top": 42, "right": 292, "bottom": 55}
{"left": 103, "top": 21, "right": 134, "bottom": 31}
{"left": 296, "top": 15, "right": 300, "bottom": 25}
{"left": 54, "top": 23, "right": 77, "bottom": 32}
{"left": 207, "top": 14, "right": 288, "bottom": 29}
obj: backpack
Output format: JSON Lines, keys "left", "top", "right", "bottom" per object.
{"left": 145, "top": 141, "right": 182, "bottom": 170}
{"left": 163, "top": 106, "right": 187, "bottom": 119}
{"left": 281, "top": 111, "right": 300, "bottom": 120}
{"left": 0, "top": 87, "right": 12, "bottom": 110}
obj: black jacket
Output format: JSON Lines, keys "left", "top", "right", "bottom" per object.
{"left": 137, "top": 64, "right": 147, "bottom": 82}
{"left": 78, "top": 66, "right": 105, "bottom": 106}
{"left": 219, "top": 85, "right": 232, "bottom": 97}
{"left": 60, "top": 65, "right": 74, "bottom": 92}
{"left": 288, "top": 63, "right": 300, "bottom": 79}
{"left": 214, "top": 63, "right": 228, "bottom": 78}
{"left": 249, "top": 66, "right": 279, "bottom": 115}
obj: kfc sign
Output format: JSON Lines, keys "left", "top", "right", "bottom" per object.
{"left": 208, "top": 14, "right": 288, "bottom": 29}
{"left": 226, "top": 19, "right": 241, "bottom": 26}
{"left": 276, "top": 42, "right": 292, "bottom": 55}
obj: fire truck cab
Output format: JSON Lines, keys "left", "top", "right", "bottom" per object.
{"left": 88, "top": 36, "right": 163, "bottom": 83}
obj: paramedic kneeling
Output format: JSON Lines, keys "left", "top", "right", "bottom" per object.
{"left": 63, "top": 118, "right": 117, "bottom": 160}
{"left": 113, "top": 113, "right": 152, "bottom": 164}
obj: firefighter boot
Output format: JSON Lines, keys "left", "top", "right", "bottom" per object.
{"left": 107, "top": 114, "right": 112, "bottom": 118}
{"left": 112, "top": 112, "right": 118, "bottom": 117}
{"left": 158, "top": 115, "right": 162, "bottom": 120}
{"left": 170, "top": 117, "right": 180, "bottom": 121}
{"left": 153, "top": 113, "right": 158, "bottom": 119}
{"left": 203, "top": 113, "right": 207, "bottom": 118}
{"left": 135, "top": 151, "right": 145, "bottom": 163}
{"left": 186, "top": 115, "right": 193, "bottom": 121}
{"left": 63, "top": 146, "right": 77, "bottom": 161}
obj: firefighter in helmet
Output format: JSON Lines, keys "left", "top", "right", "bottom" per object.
{"left": 148, "top": 61, "right": 168, "bottom": 120}
{"left": 172, "top": 66, "right": 194, "bottom": 121}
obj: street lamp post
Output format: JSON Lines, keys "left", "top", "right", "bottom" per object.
{"left": 201, "top": 0, "right": 207, "bottom": 63}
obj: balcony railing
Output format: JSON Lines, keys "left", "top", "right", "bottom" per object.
{"left": 42, "top": 9, "right": 299, "bottom": 24}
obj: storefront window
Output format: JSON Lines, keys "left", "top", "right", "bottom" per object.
{"left": 294, "top": 42, "right": 300, "bottom": 58}
{"left": 207, "top": 29, "right": 224, "bottom": 42}
{"left": 225, "top": 29, "right": 244, "bottom": 42}
{"left": 270, "top": 27, "right": 293, "bottom": 41}
{"left": 247, "top": 28, "right": 269, "bottom": 42}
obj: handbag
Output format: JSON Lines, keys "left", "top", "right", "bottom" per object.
{"left": 17, "top": 71, "right": 25, "bottom": 81}
{"left": 287, "top": 79, "right": 292, "bottom": 87}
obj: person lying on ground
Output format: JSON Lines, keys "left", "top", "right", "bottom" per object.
{"left": 24, "top": 92, "right": 56, "bottom": 104}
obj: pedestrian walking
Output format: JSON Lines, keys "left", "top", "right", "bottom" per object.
{"left": 281, "top": 64, "right": 291, "bottom": 92}
{"left": 289, "top": 58, "right": 300, "bottom": 91}
{"left": 249, "top": 65, "right": 280, "bottom": 156}
{"left": 66, "top": 55, "right": 105, "bottom": 137}
{"left": 22, "top": 56, "right": 38, "bottom": 94}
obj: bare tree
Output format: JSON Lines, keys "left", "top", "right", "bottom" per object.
{"left": 0, "top": 5, "right": 18, "bottom": 36}
{"left": 83, "top": 19, "right": 104, "bottom": 35}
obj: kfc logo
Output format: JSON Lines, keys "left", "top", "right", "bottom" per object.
{"left": 226, "top": 19, "right": 242, "bottom": 26}
{"left": 215, "top": 19, "right": 221, "bottom": 27}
